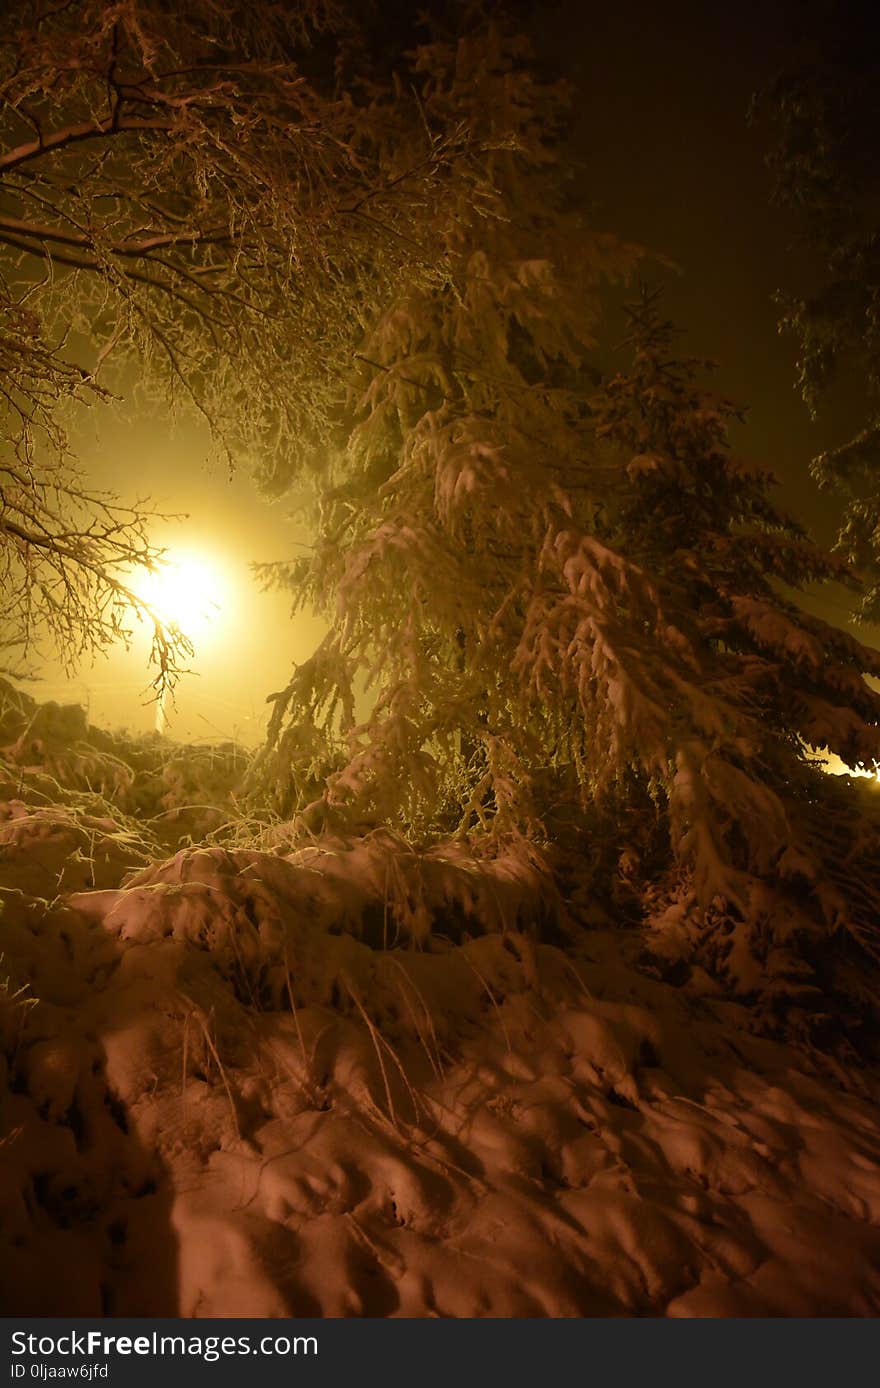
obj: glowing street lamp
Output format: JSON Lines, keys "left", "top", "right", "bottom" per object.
{"left": 134, "top": 551, "right": 224, "bottom": 733}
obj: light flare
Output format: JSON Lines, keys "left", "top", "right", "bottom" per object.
{"left": 135, "top": 551, "right": 225, "bottom": 642}
{"left": 130, "top": 549, "right": 228, "bottom": 734}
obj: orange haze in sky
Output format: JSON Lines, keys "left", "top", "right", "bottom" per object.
{"left": 27, "top": 404, "right": 325, "bottom": 745}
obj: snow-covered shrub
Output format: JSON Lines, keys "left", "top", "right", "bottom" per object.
{"left": 0, "top": 678, "right": 252, "bottom": 869}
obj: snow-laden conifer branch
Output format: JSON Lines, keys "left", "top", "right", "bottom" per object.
{"left": 256, "top": 32, "right": 880, "bottom": 989}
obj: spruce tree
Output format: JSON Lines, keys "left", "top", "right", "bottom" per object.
{"left": 589, "top": 295, "right": 880, "bottom": 989}
{"left": 258, "top": 28, "right": 880, "bottom": 993}
{"left": 255, "top": 23, "right": 640, "bottom": 833}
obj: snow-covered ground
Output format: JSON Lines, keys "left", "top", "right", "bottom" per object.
{"left": 1, "top": 681, "right": 879, "bottom": 1317}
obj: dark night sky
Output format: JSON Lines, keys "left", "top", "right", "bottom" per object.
{"left": 559, "top": 1, "right": 836, "bottom": 503}
{"left": 547, "top": 0, "right": 866, "bottom": 634}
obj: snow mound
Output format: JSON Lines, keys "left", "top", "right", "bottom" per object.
{"left": 2, "top": 681, "right": 880, "bottom": 1317}
{"left": 2, "top": 830, "right": 880, "bottom": 1316}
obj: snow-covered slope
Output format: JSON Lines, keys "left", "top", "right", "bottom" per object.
{"left": 1, "top": 687, "right": 879, "bottom": 1317}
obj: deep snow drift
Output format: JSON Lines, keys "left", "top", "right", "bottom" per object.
{"left": 1, "top": 680, "right": 879, "bottom": 1317}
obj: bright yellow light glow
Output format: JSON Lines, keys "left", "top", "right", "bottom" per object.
{"left": 135, "top": 550, "right": 226, "bottom": 642}
{"left": 814, "top": 750, "right": 878, "bottom": 780}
